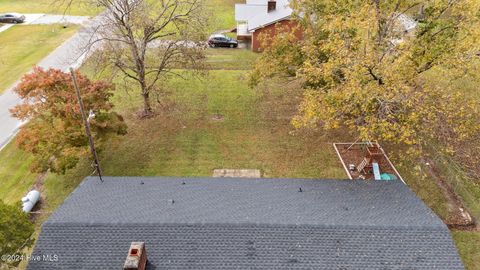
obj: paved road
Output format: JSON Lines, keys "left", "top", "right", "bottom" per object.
{"left": 0, "top": 14, "right": 103, "bottom": 151}
{"left": 0, "top": 14, "right": 90, "bottom": 34}
{"left": 0, "top": 7, "right": 202, "bottom": 151}
{"left": 25, "top": 14, "right": 90, "bottom": 25}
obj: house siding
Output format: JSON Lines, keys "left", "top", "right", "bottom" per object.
{"left": 251, "top": 19, "right": 302, "bottom": 52}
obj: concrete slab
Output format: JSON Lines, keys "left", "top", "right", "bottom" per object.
{"left": 213, "top": 169, "right": 262, "bottom": 178}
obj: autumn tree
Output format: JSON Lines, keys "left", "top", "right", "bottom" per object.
{"left": 10, "top": 67, "right": 127, "bottom": 173}
{"left": 0, "top": 200, "right": 34, "bottom": 269}
{"left": 89, "top": 0, "right": 207, "bottom": 117}
{"left": 249, "top": 24, "right": 304, "bottom": 87}
{"left": 252, "top": 0, "right": 480, "bottom": 155}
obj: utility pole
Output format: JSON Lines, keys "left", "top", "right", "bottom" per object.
{"left": 70, "top": 68, "right": 103, "bottom": 182}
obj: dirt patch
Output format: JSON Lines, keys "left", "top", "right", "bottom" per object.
{"left": 33, "top": 171, "right": 48, "bottom": 191}
{"left": 211, "top": 114, "right": 225, "bottom": 121}
{"left": 27, "top": 171, "right": 48, "bottom": 221}
{"left": 334, "top": 142, "right": 403, "bottom": 181}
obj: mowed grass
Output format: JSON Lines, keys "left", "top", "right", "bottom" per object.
{"left": 422, "top": 69, "right": 480, "bottom": 221}
{"left": 433, "top": 152, "right": 480, "bottom": 223}
{"left": 98, "top": 70, "right": 347, "bottom": 178}
{"left": 3, "top": 61, "right": 479, "bottom": 270}
{"left": 0, "top": 142, "right": 37, "bottom": 204}
{"left": 0, "top": 0, "right": 100, "bottom": 16}
{"left": 352, "top": 144, "right": 480, "bottom": 269}
{"left": 1, "top": 0, "right": 478, "bottom": 268}
{"left": 0, "top": 0, "right": 250, "bottom": 205}
{"left": 433, "top": 153, "right": 480, "bottom": 270}
{"left": 419, "top": 68, "right": 480, "bottom": 269}
{"left": 206, "top": 0, "right": 244, "bottom": 32}
{"left": 395, "top": 159, "right": 450, "bottom": 219}
{"left": 0, "top": 24, "right": 79, "bottom": 93}
{"left": 206, "top": 48, "right": 258, "bottom": 70}
{"left": 3, "top": 68, "right": 347, "bottom": 218}
{"left": 452, "top": 231, "right": 480, "bottom": 270}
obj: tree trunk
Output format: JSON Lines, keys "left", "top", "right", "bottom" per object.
{"left": 141, "top": 91, "right": 153, "bottom": 118}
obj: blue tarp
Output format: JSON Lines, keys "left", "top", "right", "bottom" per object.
{"left": 380, "top": 173, "right": 398, "bottom": 181}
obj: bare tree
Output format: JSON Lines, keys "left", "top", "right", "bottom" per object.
{"left": 91, "top": 0, "right": 207, "bottom": 117}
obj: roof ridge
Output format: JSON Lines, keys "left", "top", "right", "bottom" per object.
{"left": 43, "top": 222, "right": 447, "bottom": 230}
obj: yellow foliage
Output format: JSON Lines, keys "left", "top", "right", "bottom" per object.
{"left": 253, "top": 0, "right": 480, "bottom": 154}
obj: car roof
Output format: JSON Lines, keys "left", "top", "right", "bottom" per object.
{"left": 1, "top": 12, "right": 22, "bottom": 16}
{"left": 210, "top": 34, "right": 227, "bottom": 38}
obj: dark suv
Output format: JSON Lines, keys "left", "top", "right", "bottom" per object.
{"left": 208, "top": 34, "right": 238, "bottom": 48}
{"left": 0, "top": 13, "right": 26, "bottom": 24}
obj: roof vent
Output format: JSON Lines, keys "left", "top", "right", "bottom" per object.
{"left": 123, "top": 242, "right": 147, "bottom": 270}
{"left": 268, "top": 0, "right": 276, "bottom": 12}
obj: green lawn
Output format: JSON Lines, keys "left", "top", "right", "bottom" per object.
{"left": 394, "top": 155, "right": 480, "bottom": 269}
{"left": 3, "top": 61, "right": 480, "bottom": 270}
{"left": 417, "top": 67, "right": 480, "bottom": 270}
{"left": 206, "top": 48, "right": 259, "bottom": 70}
{"left": 432, "top": 152, "right": 480, "bottom": 224}
{"left": 206, "top": 0, "right": 243, "bottom": 32}
{"left": 0, "top": 0, "right": 100, "bottom": 16}
{"left": 453, "top": 231, "right": 480, "bottom": 270}
{"left": 0, "top": 0, "right": 478, "bottom": 269}
{"left": 96, "top": 70, "right": 347, "bottom": 178}
{"left": 395, "top": 159, "right": 451, "bottom": 220}
{"left": 432, "top": 153, "right": 480, "bottom": 270}
{"left": 0, "top": 24, "right": 79, "bottom": 93}
{"left": 0, "top": 47, "right": 348, "bottom": 269}
{"left": 28, "top": 69, "right": 346, "bottom": 210}
{"left": 2, "top": 54, "right": 479, "bottom": 270}
{"left": 420, "top": 69, "right": 480, "bottom": 223}
{"left": 0, "top": 142, "right": 37, "bottom": 204}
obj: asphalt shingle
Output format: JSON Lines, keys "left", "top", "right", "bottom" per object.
{"left": 47, "top": 177, "right": 444, "bottom": 228}
{"left": 28, "top": 177, "right": 464, "bottom": 270}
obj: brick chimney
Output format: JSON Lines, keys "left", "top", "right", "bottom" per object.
{"left": 268, "top": 0, "right": 276, "bottom": 12}
{"left": 123, "top": 242, "right": 147, "bottom": 270}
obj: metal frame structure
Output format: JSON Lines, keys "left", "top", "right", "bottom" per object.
{"left": 333, "top": 142, "right": 406, "bottom": 184}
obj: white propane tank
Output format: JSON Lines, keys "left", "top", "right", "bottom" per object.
{"left": 22, "top": 190, "right": 40, "bottom": 213}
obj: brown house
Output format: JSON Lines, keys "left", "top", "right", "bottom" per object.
{"left": 235, "top": 0, "right": 301, "bottom": 52}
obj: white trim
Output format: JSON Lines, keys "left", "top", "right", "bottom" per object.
{"left": 333, "top": 143, "right": 353, "bottom": 179}
{"left": 248, "top": 15, "right": 292, "bottom": 31}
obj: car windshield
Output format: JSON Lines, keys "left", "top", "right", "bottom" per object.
{"left": 210, "top": 35, "right": 229, "bottom": 40}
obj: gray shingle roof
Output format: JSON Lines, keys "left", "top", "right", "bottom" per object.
{"left": 47, "top": 177, "right": 441, "bottom": 227}
{"left": 28, "top": 177, "right": 464, "bottom": 270}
